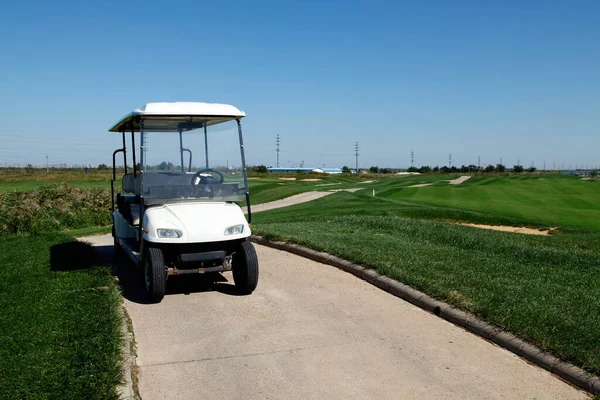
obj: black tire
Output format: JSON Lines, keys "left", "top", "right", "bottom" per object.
{"left": 232, "top": 240, "right": 259, "bottom": 294}
{"left": 144, "top": 247, "right": 166, "bottom": 303}
{"left": 112, "top": 226, "right": 125, "bottom": 260}
{"left": 114, "top": 238, "right": 126, "bottom": 259}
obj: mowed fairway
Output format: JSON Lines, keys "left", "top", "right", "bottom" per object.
{"left": 251, "top": 175, "right": 600, "bottom": 377}
{"left": 380, "top": 175, "right": 600, "bottom": 229}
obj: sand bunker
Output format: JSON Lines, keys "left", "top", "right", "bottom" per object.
{"left": 316, "top": 183, "right": 341, "bottom": 187}
{"left": 408, "top": 183, "right": 433, "bottom": 188}
{"left": 328, "top": 188, "right": 362, "bottom": 193}
{"left": 449, "top": 176, "right": 471, "bottom": 185}
{"left": 458, "top": 223, "right": 557, "bottom": 236}
{"left": 300, "top": 178, "right": 323, "bottom": 181}
{"left": 279, "top": 177, "right": 296, "bottom": 181}
{"left": 360, "top": 180, "right": 375, "bottom": 184}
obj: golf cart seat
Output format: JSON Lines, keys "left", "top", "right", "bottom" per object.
{"left": 122, "top": 173, "right": 140, "bottom": 195}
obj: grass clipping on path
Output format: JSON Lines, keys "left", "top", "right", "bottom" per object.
{"left": 0, "top": 233, "right": 123, "bottom": 399}
{"left": 253, "top": 211, "right": 600, "bottom": 376}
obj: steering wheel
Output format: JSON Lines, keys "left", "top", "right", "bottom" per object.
{"left": 191, "top": 169, "right": 224, "bottom": 185}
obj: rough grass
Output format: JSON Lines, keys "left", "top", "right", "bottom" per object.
{"left": 0, "top": 184, "right": 111, "bottom": 235}
{"left": 0, "top": 168, "right": 116, "bottom": 192}
{"left": 252, "top": 192, "right": 600, "bottom": 375}
{"left": 0, "top": 233, "right": 123, "bottom": 399}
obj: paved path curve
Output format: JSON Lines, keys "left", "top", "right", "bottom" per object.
{"left": 244, "top": 191, "right": 333, "bottom": 214}
{"left": 83, "top": 235, "right": 587, "bottom": 400}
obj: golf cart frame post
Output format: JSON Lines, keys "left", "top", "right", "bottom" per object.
{"left": 110, "top": 125, "right": 138, "bottom": 212}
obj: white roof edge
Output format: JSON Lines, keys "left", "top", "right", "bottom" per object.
{"left": 134, "top": 102, "right": 245, "bottom": 117}
{"left": 109, "top": 102, "right": 246, "bottom": 132}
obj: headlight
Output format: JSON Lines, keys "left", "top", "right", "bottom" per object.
{"left": 157, "top": 229, "right": 182, "bottom": 238}
{"left": 224, "top": 224, "right": 244, "bottom": 236}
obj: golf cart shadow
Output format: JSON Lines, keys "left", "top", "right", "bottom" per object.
{"left": 114, "top": 252, "right": 245, "bottom": 305}
{"left": 50, "top": 241, "right": 112, "bottom": 272}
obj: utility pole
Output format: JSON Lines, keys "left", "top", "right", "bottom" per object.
{"left": 478, "top": 156, "right": 481, "bottom": 170}
{"left": 411, "top": 150, "right": 414, "bottom": 168}
{"left": 354, "top": 142, "right": 359, "bottom": 172}
{"left": 517, "top": 158, "right": 520, "bottom": 166}
{"left": 543, "top": 161, "right": 546, "bottom": 172}
{"left": 449, "top": 153, "right": 452, "bottom": 168}
{"left": 276, "top": 134, "right": 280, "bottom": 168}
{"left": 500, "top": 157, "right": 502, "bottom": 166}
{"left": 46, "top": 154, "right": 49, "bottom": 174}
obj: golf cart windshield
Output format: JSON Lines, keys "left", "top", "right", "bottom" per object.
{"left": 136, "top": 119, "right": 247, "bottom": 204}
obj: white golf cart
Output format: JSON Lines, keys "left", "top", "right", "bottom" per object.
{"left": 109, "top": 102, "right": 258, "bottom": 302}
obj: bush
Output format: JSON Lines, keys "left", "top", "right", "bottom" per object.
{"left": 0, "top": 184, "right": 111, "bottom": 236}
{"left": 248, "top": 165, "right": 267, "bottom": 173}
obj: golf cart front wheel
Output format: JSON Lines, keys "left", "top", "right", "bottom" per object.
{"left": 232, "top": 240, "right": 259, "bottom": 294}
{"left": 144, "top": 247, "right": 166, "bottom": 303}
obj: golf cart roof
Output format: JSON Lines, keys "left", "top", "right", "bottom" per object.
{"left": 109, "top": 102, "right": 246, "bottom": 132}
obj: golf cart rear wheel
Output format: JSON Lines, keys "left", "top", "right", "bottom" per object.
{"left": 144, "top": 247, "right": 166, "bottom": 303}
{"left": 232, "top": 240, "right": 259, "bottom": 294}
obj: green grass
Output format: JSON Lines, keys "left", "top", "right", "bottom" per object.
{"left": 378, "top": 175, "right": 600, "bottom": 229}
{"left": 248, "top": 173, "right": 461, "bottom": 204}
{"left": 252, "top": 190, "right": 600, "bottom": 375}
{"left": 0, "top": 232, "right": 123, "bottom": 399}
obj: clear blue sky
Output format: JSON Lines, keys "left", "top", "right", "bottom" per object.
{"left": 1, "top": 0, "right": 598, "bottom": 169}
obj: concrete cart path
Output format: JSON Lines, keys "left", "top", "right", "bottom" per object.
{"left": 81, "top": 235, "right": 587, "bottom": 400}
{"left": 243, "top": 191, "right": 333, "bottom": 214}
{"left": 245, "top": 188, "right": 363, "bottom": 214}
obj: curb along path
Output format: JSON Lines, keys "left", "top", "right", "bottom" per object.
{"left": 250, "top": 235, "right": 600, "bottom": 395}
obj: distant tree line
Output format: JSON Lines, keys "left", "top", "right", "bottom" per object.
{"left": 364, "top": 164, "right": 537, "bottom": 174}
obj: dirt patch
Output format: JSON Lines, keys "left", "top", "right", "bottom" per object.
{"left": 328, "top": 188, "right": 362, "bottom": 193}
{"left": 279, "top": 177, "right": 296, "bottom": 181}
{"left": 458, "top": 223, "right": 557, "bottom": 236}
{"left": 300, "top": 178, "right": 323, "bottom": 181}
{"left": 449, "top": 176, "right": 471, "bottom": 185}
{"left": 409, "top": 183, "right": 433, "bottom": 188}
{"left": 448, "top": 290, "right": 473, "bottom": 309}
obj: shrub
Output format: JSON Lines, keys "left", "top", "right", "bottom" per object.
{"left": 0, "top": 184, "right": 111, "bottom": 236}
{"left": 253, "top": 165, "right": 268, "bottom": 173}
